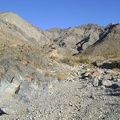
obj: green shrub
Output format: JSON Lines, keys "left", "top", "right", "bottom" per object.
{"left": 61, "top": 57, "right": 72, "bottom": 64}
{"left": 79, "top": 58, "right": 90, "bottom": 64}
{"left": 16, "top": 55, "right": 23, "bottom": 61}
{"left": 62, "top": 56, "right": 83, "bottom": 65}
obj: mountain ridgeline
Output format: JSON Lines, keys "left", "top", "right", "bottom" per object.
{"left": 0, "top": 12, "right": 120, "bottom": 60}
{"left": 0, "top": 12, "right": 120, "bottom": 96}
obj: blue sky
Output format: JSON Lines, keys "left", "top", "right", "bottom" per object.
{"left": 0, "top": 0, "right": 120, "bottom": 30}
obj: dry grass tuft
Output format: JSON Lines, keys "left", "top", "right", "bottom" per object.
{"left": 55, "top": 70, "right": 70, "bottom": 81}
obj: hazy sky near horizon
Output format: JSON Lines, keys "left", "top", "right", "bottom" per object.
{"left": 0, "top": 0, "right": 120, "bottom": 30}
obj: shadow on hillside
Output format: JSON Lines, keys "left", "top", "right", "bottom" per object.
{"left": 100, "top": 62, "right": 120, "bottom": 69}
{"left": 76, "top": 36, "right": 89, "bottom": 52}
{"left": 92, "top": 61, "right": 120, "bottom": 69}
{"left": 93, "top": 24, "right": 118, "bottom": 46}
{"left": 0, "top": 108, "right": 7, "bottom": 116}
{"left": 105, "top": 84, "right": 120, "bottom": 97}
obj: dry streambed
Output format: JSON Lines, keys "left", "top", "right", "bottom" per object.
{"left": 0, "top": 66, "right": 120, "bottom": 120}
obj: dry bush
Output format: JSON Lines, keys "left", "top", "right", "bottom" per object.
{"left": 61, "top": 57, "right": 79, "bottom": 65}
{"left": 33, "top": 62, "right": 41, "bottom": 68}
{"left": 79, "top": 57, "right": 90, "bottom": 64}
{"left": 55, "top": 71, "right": 70, "bottom": 81}
{"left": 112, "top": 68, "right": 120, "bottom": 72}
{"left": 44, "top": 70, "right": 53, "bottom": 76}
{"left": 16, "top": 54, "right": 23, "bottom": 61}
{"left": 49, "top": 55, "right": 58, "bottom": 60}
{"left": 61, "top": 56, "right": 91, "bottom": 65}
{"left": 0, "top": 72, "right": 4, "bottom": 77}
{"left": 0, "top": 46, "right": 5, "bottom": 54}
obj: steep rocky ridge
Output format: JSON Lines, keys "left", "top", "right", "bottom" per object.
{"left": 78, "top": 23, "right": 120, "bottom": 71}
{"left": 82, "top": 23, "right": 120, "bottom": 61}
{"left": 0, "top": 12, "right": 50, "bottom": 46}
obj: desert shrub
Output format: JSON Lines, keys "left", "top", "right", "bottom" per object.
{"left": 79, "top": 57, "right": 90, "bottom": 64}
{"left": 61, "top": 56, "right": 79, "bottom": 64}
{"left": 61, "top": 57, "right": 71, "bottom": 64}
{"left": 16, "top": 55, "right": 23, "bottom": 61}
{"left": 112, "top": 68, "right": 120, "bottom": 72}
{"left": 33, "top": 62, "right": 41, "bottom": 68}
{"left": 0, "top": 72, "right": 4, "bottom": 77}
{"left": 49, "top": 55, "right": 57, "bottom": 60}
{"left": 0, "top": 47, "right": 5, "bottom": 54}
{"left": 55, "top": 71, "right": 69, "bottom": 81}
{"left": 44, "top": 70, "right": 52, "bottom": 76}
{"left": 43, "top": 43, "right": 49, "bottom": 48}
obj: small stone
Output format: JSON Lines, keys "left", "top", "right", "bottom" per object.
{"left": 117, "top": 79, "right": 120, "bottom": 82}
{"left": 101, "top": 80, "right": 112, "bottom": 87}
{"left": 92, "top": 78, "right": 99, "bottom": 87}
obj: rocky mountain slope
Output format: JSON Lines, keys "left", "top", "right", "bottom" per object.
{"left": 0, "top": 12, "right": 50, "bottom": 46}
{"left": 83, "top": 24, "right": 120, "bottom": 59}
{"left": 0, "top": 12, "right": 120, "bottom": 120}
{"left": 44, "top": 24, "right": 105, "bottom": 55}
